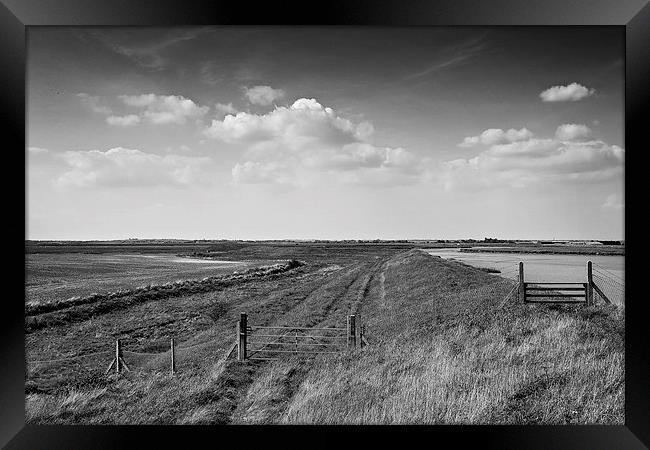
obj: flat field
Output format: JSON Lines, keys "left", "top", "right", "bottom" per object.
{"left": 24, "top": 241, "right": 624, "bottom": 424}
{"left": 26, "top": 252, "right": 268, "bottom": 306}
{"left": 461, "top": 245, "right": 624, "bottom": 256}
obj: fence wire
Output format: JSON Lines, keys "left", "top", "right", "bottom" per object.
{"left": 28, "top": 349, "right": 112, "bottom": 365}
{"left": 246, "top": 326, "right": 347, "bottom": 360}
{"left": 497, "top": 266, "right": 520, "bottom": 281}
{"left": 26, "top": 261, "right": 622, "bottom": 383}
{"left": 26, "top": 334, "right": 232, "bottom": 383}
{"left": 591, "top": 262, "right": 624, "bottom": 306}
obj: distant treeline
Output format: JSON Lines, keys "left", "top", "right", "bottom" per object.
{"left": 482, "top": 238, "right": 624, "bottom": 246}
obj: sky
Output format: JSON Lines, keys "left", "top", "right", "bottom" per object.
{"left": 27, "top": 27, "right": 624, "bottom": 241}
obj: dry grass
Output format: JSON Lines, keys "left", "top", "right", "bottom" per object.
{"left": 26, "top": 359, "right": 262, "bottom": 424}
{"left": 281, "top": 311, "right": 623, "bottom": 424}
{"left": 276, "top": 251, "right": 624, "bottom": 424}
{"left": 25, "top": 245, "right": 624, "bottom": 425}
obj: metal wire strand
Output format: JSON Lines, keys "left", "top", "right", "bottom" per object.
{"left": 28, "top": 350, "right": 112, "bottom": 365}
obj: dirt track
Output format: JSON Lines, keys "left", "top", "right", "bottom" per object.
{"left": 26, "top": 249, "right": 397, "bottom": 394}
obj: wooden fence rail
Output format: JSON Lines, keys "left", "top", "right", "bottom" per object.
{"left": 519, "top": 260, "right": 616, "bottom": 306}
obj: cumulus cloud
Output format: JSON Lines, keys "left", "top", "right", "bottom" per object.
{"left": 458, "top": 127, "right": 533, "bottom": 147}
{"left": 118, "top": 94, "right": 209, "bottom": 124}
{"left": 539, "top": 82, "right": 595, "bottom": 102}
{"left": 204, "top": 98, "right": 423, "bottom": 186}
{"left": 55, "top": 147, "right": 211, "bottom": 188}
{"left": 555, "top": 123, "right": 592, "bottom": 141}
{"left": 77, "top": 93, "right": 112, "bottom": 115}
{"left": 106, "top": 114, "right": 141, "bottom": 126}
{"left": 442, "top": 129, "right": 623, "bottom": 190}
{"left": 243, "top": 85, "right": 285, "bottom": 106}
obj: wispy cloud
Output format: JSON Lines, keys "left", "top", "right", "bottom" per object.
{"left": 404, "top": 35, "right": 487, "bottom": 80}
{"left": 118, "top": 94, "right": 209, "bottom": 124}
{"left": 199, "top": 61, "right": 223, "bottom": 86}
{"left": 215, "top": 102, "right": 238, "bottom": 115}
{"left": 84, "top": 28, "right": 213, "bottom": 71}
{"left": 243, "top": 85, "right": 286, "bottom": 106}
{"left": 602, "top": 194, "right": 623, "bottom": 210}
{"left": 106, "top": 114, "right": 141, "bottom": 127}
{"left": 458, "top": 128, "right": 533, "bottom": 148}
{"left": 56, "top": 147, "right": 212, "bottom": 188}
{"left": 28, "top": 146, "right": 50, "bottom": 155}
{"left": 77, "top": 93, "right": 112, "bottom": 115}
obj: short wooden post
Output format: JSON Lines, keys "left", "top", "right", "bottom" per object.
{"left": 115, "top": 339, "right": 122, "bottom": 374}
{"left": 518, "top": 262, "right": 525, "bottom": 303}
{"left": 170, "top": 338, "right": 176, "bottom": 375}
{"left": 347, "top": 315, "right": 356, "bottom": 348}
{"left": 587, "top": 261, "right": 594, "bottom": 306}
{"left": 237, "top": 313, "right": 247, "bottom": 361}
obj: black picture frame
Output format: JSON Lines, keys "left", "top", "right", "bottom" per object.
{"left": 2, "top": 0, "right": 648, "bottom": 448}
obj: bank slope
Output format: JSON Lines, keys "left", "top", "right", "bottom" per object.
{"left": 276, "top": 249, "right": 624, "bottom": 424}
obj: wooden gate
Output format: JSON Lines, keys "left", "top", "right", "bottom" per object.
{"left": 523, "top": 282, "right": 587, "bottom": 304}
{"left": 236, "top": 313, "right": 360, "bottom": 361}
{"left": 517, "top": 261, "right": 603, "bottom": 305}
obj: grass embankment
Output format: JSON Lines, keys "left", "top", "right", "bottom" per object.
{"left": 26, "top": 251, "right": 384, "bottom": 423}
{"left": 25, "top": 261, "right": 302, "bottom": 331}
{"left": 278, "top": 250, "right": 624, "bottom": 424}
{"left": 26, "top": 247, "right": 623, "bottom": 424}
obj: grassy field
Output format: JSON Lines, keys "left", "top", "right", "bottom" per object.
{"left": 24, "top": 242, "right": 624, "bottom": 424}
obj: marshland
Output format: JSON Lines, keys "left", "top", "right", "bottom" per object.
{"left": 25, "top": 240, "right": 624, "bottom": 424}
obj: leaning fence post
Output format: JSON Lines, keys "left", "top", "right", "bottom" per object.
{"left": 170, "top": 338, "right": 176, "bottom": 375}
{"left": 587, "top": 261, "right": 594, "bottom": 305}
{"left": 238, "top": 313, "right": 247, "bottom": 361}
{"left": 518, "top": 262, "right": 525, "bottom": 303}
{"left": 115, "top": 339, "right": 122, "bottom": 374}
{"left": 347, "top": 315, "right": 356, "bottom": 349}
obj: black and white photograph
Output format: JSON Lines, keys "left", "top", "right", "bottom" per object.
{"left": 24, "top": 25, "right": 626, "bottom": 426}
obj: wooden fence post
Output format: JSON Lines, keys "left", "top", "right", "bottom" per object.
{"left": 587, "top": 261, "right": 594, "bottom": 306}
{"left": 170, "top": 338, "right": 176, "bottom": 375}
{"left": 115, "top": 339, "right": 121, "bottom": 374}
{"left": 238, "top": 313, "right": 247, "bottom": 361}
{"left": 346, "top": 315, "right": 350, "bottom": 347}
{"left": 518, "top": 262, "right": 525, "bottom": 303}
{"left": 360, "top": 325, "right": 365, "bottom": 349}
{"left": 347, "top": 315, "right": 356, "bottom": 349}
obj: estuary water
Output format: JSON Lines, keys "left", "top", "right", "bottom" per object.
{"left": 423, "top": 248, "right": 624, "bottom": 283}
